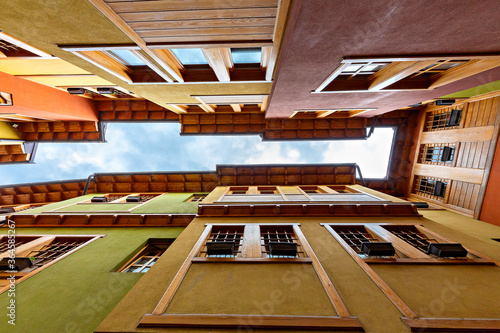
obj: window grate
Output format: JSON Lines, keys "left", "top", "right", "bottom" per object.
{"left": 0, "top": 236, "right": 39, "bottom": 252}
{"left": 383, "top": 225, "right": 437, "bottom": 254}
{"left": 414, "top": 176, "right": 447, "bottom": 200}
{"left": 331, "top": 225, "right": 396, "bottom": 258}
{"left": 425, "top": 108, "right": 462, "bottom": 131}
{"left": 419, "top": 144, "right": 455, "bottom": 165}
{"left": 260, "top": 226, "right": 304, "bottom": 258}
{"left": 200, "top": 226, "right": 244, "bottom": 258}
{"left": 27, "top": 239, "right": 89, "bottom": 270}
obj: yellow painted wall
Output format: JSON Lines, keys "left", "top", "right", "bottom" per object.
{"left": 0, "top": 121, "right": 21, "bottom": 139}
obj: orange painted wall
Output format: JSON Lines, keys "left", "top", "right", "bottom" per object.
{"left": 0, "top": 71, "right": 97, "bottom": 121}
{"left": 480, "top": 135, "right": 500, "bottom": 226}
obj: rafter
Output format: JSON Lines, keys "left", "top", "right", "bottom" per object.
{"left": 368, "top": 61, "right": 435, "bottom": 91}
{"left": 202, "top": 48, "right": 231, "bottom": 82}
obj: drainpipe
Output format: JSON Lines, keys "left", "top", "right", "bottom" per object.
{"left": 354, "top": 164, "right": 366, "bottom": 187}
{"left": 366, "top": 116, "right": 378, "bottom": 139}
{"left": 83, "top": 173, "right": 96, "bottom": 195}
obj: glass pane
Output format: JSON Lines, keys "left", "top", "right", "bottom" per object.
{"left": 124, "top": 265, "right": 143, "bottom": 273}
{"left": 343, "top": 64, "right": 363, "bottom": 72}
{"left": 134, "top": 257, "right": 150, "bottom": 265}
{"left": 231, "top": 48, "right": 261, "bottom": 63}
{"left": 171, "top": 48, "right": 208, "bottom": 64}
{"left": 109, "top": 50, "right": 145, "bottom": 66}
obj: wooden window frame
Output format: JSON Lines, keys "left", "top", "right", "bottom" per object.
{"left": 0, "top": 234, "right": 103, "bottom": 293}
{"left": 193, "top": 223, "right": 310, "bottom": 263}
{"left": 324, "top": 223, "right": 495, "bottom": 265}
{"left": 118, "top": 238, "right": 174, "bottom": 273}
{"left": 314, "top": 56, "right": 500, "bottom": 93}
{"left": 142, "top": 222, "right": 362, "bottom": 329}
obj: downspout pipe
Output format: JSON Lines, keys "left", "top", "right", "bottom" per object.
{"left": 83, "top": 173, "right": 96, "bottom": 195}
{"left": 366, "top": 116, "right": 378, "bottom": 139}
{"left": 354, "top": 164, "right": 366, "bottom": 187}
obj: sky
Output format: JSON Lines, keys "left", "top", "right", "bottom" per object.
{"left": 0, "top": 124, "right": 395, "bottom": 186}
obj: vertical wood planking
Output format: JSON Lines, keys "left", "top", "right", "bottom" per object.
{"left": 478, "top": 142, "right": 490, "bottom": 169}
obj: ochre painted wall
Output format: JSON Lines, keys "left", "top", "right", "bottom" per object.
{"left": 0, "top": 227, "right": 184, "bottom": 333}
{"left": 480, "top": 135, "right": 500, "bottom": 226}
{"left": 96, "top": 213, "right": 500, "bottom": 333}
{"left": 0, "top": 122, "right": 21, "bottom": 140}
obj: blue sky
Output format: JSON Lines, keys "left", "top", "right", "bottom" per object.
{"left": 0, "top": 124, "right": 395, "bottom": 185}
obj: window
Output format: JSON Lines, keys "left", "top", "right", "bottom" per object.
{"left": 231, "top": 48, "right": 262, "bottom": 64}
{"left": 315, "top": 56, "right": 499, "bottom": 93}
{"left": 329, "top": 225, "right": 397, "bottom": 258}
{"left": 199, "top": 226, "right": 244, "bottom": 258}
{"left": 0, "top": 92, "right": 13, "bottom": 106}
{"left": 170, "top": 48, "right": 208, "bottom": 65}
{"left": 425, "top": 108, "right": 462, "bottom": 131}
{"left": 260, "top": 225, "right": 305, "bottom": 258}
{"left": 419, "top": 144, "right": 455, "bottom": 165}
{"left": 187, "top": 194, "right": 207, "bottom": 202}
{"left": 0, "top": 235, "right": 100, "bottom": 292}
{"left": 83, "top": 193, "right": 160, "bottom": 204}
{"left": 325, "top": 224, "right": 490, "bottom": 263}
{"left": 119, "top": 239, "right": 174, "bottom": 273}
{"left": 414, "top": 176, "right": 447, "bottom": 199}
{"left": 195, "top": 224, "right": 308, "bottom": 261}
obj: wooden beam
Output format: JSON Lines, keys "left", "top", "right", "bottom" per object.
{"left": 414, "top": 164, "right": 484, "bottom": 184}
{"left": 266, "top": 0, "right": 292, "bottom": 81}
{"left": 202, "top": 48, "right": 231, "bottom": 82}
{"left": 164, "top": 104, "right": 187, "bottom": 114}
{"left": 152, "top": 49, "right": 184, "bottom": 79}
{"left": 230, "top": 104, "right": 241, "bottom": 112}
{"left": 420, "top": 126, "right": 495, "bottom": 144}
{"left": 152, "top": 225, "right": 212, "bottom": 314}
{"left": 323, "top": 225, "right": 418, "bottom": 319}
{"left": 194, "top": 97, "right": 215, "bottom": 113}
{"left": 261, "top": 46, "right": 271, "bottom": 68}
{"left": 261, "top": 95, "right": 269, "bottom": 112}
{"left": 74, "top": 51, "right": 132, "bottom": 83}
{"left": 139, "top": 314, "right": 364, "bottom": 330}
{"left": 429, "top": 59, "right": 500, "bottom": 89}
{"left": 401, "top": 318, "right": 500, "bottom": 332}
{"left": 194, "top": 95, "right": 267, "bottom": 104}
{"left": 293, "top": 225, "right": 351, "bottom": 318}
{"left": 87, "top": 0, "right": 184, "bottom": 82}
{"left": 317, "top": 110, "right": 338, "bottom": 118}
{"left": 0, "top": 32, "right": 52, "bottom": 58}
{"left": 368, "top": 61, "right": 435, "bottom": 91}
{"left": 0, "top": 50, "right": 6, "bottom": 58}
{"left": 220, "top": 48, "right": 233, "bottom": 69}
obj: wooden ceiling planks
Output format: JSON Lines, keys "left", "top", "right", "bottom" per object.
{"left": 103, "top": 0, "right": 278, "bottom": 44}
{"left": 15, "top": 121, "right": 102, "bottom": 142}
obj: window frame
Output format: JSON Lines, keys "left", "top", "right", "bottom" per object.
{"left": 0, "top": 234, "right": 103, "bottom": 293}
{"left": 314, "top": 56, "right": 500, "bottom": 93}
{"left": 118, "top": 238, "right": 175, "bottom": 273}
{"left": 323, "top": 223, "right": 494, "bottom": 265}
{"left": 192, "top": 223, "right": 311, "bottom": 263}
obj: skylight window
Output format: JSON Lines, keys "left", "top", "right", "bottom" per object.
{"left": 231, "top": 48, "right": 262, "bottom": 64}
{"left": 109, "top": 50, "right": 145, "bottom": 66}
{"left": 171, "top": 48, "right": 208, "bottom": 65}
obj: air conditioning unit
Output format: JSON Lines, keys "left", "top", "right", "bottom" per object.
{"left": 361, "top": 242, "right": 396, "bottom": 256}
{"left": 268, "top": 242, "right": 298, "bottom": 257}
{"left": 428, "top": 243, "right": 468, "bottom": 257}
{"left": 91, "top": 196, "right": 108, "bottom": 203}
{"left": 126, "top": 196, "right": 141, "bottom": 202}
{"left": 206, "top": 241, "right": 235, "bottom": 256}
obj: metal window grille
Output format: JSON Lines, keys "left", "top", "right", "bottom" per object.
{"left": 425, "top": 109, "right": 462, "bottom": 131}
{"left": 0, "top": 236, "right": 39, "bottom": 252}
{"left": 383, "top": 225, "right": 438, "bottom": 254}
{"left": 331, "top": 225, "right": 396, "bottom": 258}
{"left": 419, "top": 144, "right": 455, "bottom": 165}
{"left": 136, "top": 194, "right": 159, "bottom": 202}
{"left": 260, "top": 226, "right": 305, "bottom": 258}
{"left": 122, "top": 241, "right": 172, "bottom": 273}
{"left": 200, "top": 226, "right": 244, "bottom": 258}
{"left": 414, "top": 176, "right": 447, "bottom": 200}
{"left": 26, "top": 238, "right": 91, "bottom": 271}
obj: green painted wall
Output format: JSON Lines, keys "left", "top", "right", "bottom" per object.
{"left": 440, "top": 80, "right": 500, "bottom": 98}
{"left": 16, "top": 193, "right": 202, "bottom": 215}
{"left": 0, "top": 227, "right": 184, "bottom": 333}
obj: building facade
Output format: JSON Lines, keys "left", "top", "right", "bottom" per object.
{"left": 0, "top": 164, "right": 499, "bottom": 332}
